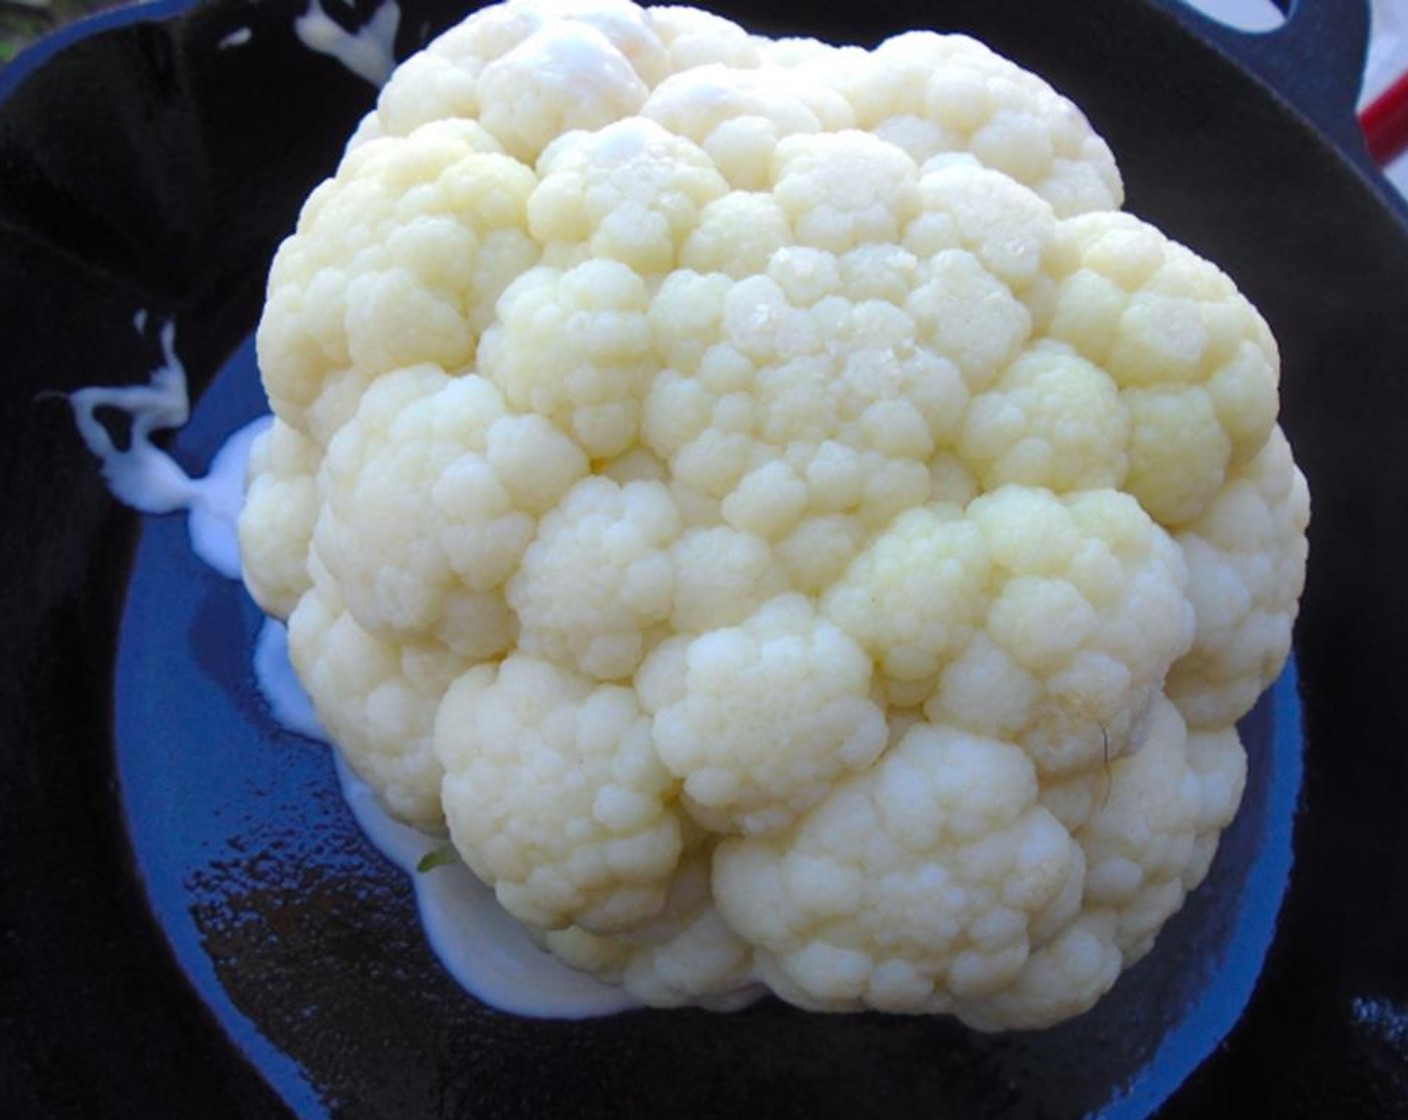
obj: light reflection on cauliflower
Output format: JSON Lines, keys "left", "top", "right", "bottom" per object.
{"left": 240, "top": 0, "right": 1309, "bottom": 1029}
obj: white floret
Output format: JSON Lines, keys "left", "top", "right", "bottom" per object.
{"left": 313, "top": 366, "right": 580, "bottom": 660}
{"left": 647, "top": 594, "right": 888, "bottom": 835}
{"left": 478, "top": 259, "right": 656, "bottom": 457}
{"left": 1044, "top": 211, "right": 1281, "bottom": 527}
{"left": 256, "top": 121, "right": 538, "bottom": 445}
{"left": 1074, "top": 697, "right": 1246, "bottom": 960}
{"left": 239, "top": 419, "right": 320, "bottom": 618}
{"left": 437, "top": 655, "right": 683, "bottom": 932}
{"left": 829, "top": 31, "right": 1123, "bottom": 216}
{"left": 1167, "top": 429, "right": 1310, "bottom": 728}
{"left": 669, "top": 525, "right": 785, "bottom": 630}
{"left": 509, "top": 475, "right": 681, "bottom": 679}
{"left": 773, "top": 131, "right": 920, "bottom": 253}
{"left": 643, "top": 65, "right": 854, "bottom": 190}
{"left": 935, "top": 487, "right": 1194, "bottom": 776}
{"left": 960, "top": 341, "right": 1129, "bottom": 492}
{"left": 531, "top": 118, "right": 728, "bottom": 272}
{"left": 645, "top": 5, "right": 757, "bottom": 68}
{"left": 543, "top": 850, "right": 761, "bottom": 1007}
{"left": 824, "top": 504, "right": 990, "bottom": 700}
{"left": 906, "top": 249, "right": 1032, "bottom": 393}
{"left": 366, "top": 0, "right": 668, "bottom": 144}
{"left": 476, "top": 21, "right": 652, "bottom": 162}
{"left": 287, "top": 558, "right": 463, "bottom": 830}
{"left": 713, "top": 722, "right": 1089, "bottom": 1024}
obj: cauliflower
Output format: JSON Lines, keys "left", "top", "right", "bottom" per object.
{"left": 240, "top": 0, "right": 1309, "bottom": 1029}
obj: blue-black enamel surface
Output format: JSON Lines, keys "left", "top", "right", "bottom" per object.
{"left": 110, "top": 340, "right": 1304, "bottom": 1118}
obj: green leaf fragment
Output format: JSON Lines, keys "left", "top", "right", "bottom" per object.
{"left": 415, "top": 845, "right": 458, "bottom": 873}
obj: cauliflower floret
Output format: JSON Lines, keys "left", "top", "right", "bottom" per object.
{"left": 314, "top": 367, "right": 538, "bottom": 660}
{"left": 713, "top": 723, "right": 1090, "bottom": 1021}
{"left": 436, "top": 655, "right": 683, "bottom": 932}
{"left": 828, "top": 485, "right": 1194, "bottom": 761}
{"left": 530, "top": 119, "right": 729, "bottom": 272}
{"left": 477, "top": 21, "right": 653, "bottom": 162}
{"left": 1045, "top": 211, "right": 1280, "bottom": 526}
{"left": 287, "top": 556, "right": 464, "bottom": 830}
{"left": 960, "top": 342, "right": 1129, "bottom": 492}
{"left": 646, "top": 5, "right": 759, "bottom": 72}
{"left": 645, "top": 594, "right": 888, "bottom": 835}
{"left": 241, "top": 0, "right": 1309, "bottom": 1029}
{"left": 905, "top": 162, "right": 1058, "bottom": 293}
{"left": 257, "top": 122, "right": 539, "bottom": 444}
{"left": 906, "top": 247, "right": 1033, "bottom": 393}
{"left": 773, "top": 131, "right": 921, "bottom": 253}
{"left": 820, "top": 31, "right": 1123, "bottom": 217}
{"left": 643, "top": 65, "right": 854, "bottom": 190}
{"left": 942, "top": 487, "right": 1194, "bottom": 776}
{"left": 509, "top": 475, "right": 680, "bottom": 679}
{"left": 822, "top": 504, "right": 990, "bottom": 701}
{"left": 1073, "top": 698, "right": 1246, "bottom": 961}
{"left": 240, "top": 419, "right": 320, "bottom": 617}
{"left": 478, "top": 259, "right": 657, "bottom": 457}
{"left": 543, "top": 849, "right": 761, "bottom": 1008}
{"left": 668, "top": 525, "right": 785, "bottom": 630}
{"left": 1167, "top": 429, "right": 1310, "bottom": 728}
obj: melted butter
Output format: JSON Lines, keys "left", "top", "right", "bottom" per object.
{"left": 71, "top": 320, "right": 638, "bottom": 1019}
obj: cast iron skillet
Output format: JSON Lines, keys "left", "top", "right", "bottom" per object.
{"left": 3, "top": 0, "right": 1407, "bottom": 1116}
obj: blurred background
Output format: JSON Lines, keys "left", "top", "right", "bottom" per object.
{"left": 0, "top": 0, "right": 111, "bottom": 64}
{"left": 1196, "top": 0, "right": 1408, "bottom": 194}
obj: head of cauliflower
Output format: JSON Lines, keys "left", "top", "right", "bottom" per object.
{"left": 240, "top": 0, "right": 1309, "bottom": 1029}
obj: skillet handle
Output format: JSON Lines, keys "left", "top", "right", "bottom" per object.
{"left": 1139, "top": 0, "right": 1372, "bottom": 161}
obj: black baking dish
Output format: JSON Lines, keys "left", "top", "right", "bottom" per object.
{"left": 2, "top": 1, "right": 1407, "bottom": 1116}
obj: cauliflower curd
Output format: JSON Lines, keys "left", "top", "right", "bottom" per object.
{"left": 241, "top": 0, "right": 1309, "bottom": 1028}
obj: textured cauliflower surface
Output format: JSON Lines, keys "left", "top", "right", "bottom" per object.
{"left": 241, "top": 0, "right": 1309, "bottom": 1029}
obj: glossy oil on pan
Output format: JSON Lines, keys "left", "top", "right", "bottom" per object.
{"left": 2, "top": 1, "right": 1407, "bottom": 1117}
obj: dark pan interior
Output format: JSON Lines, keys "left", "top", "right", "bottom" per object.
{"left": 2, "top": 0, "right": 1407, "bottom": 1117}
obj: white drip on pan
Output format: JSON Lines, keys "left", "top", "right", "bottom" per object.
{"left": 68, "top": 319, "right": 637, "bottom": 1019}
{"left": 295, "top": 0, "right": 401, "bottom": 86}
